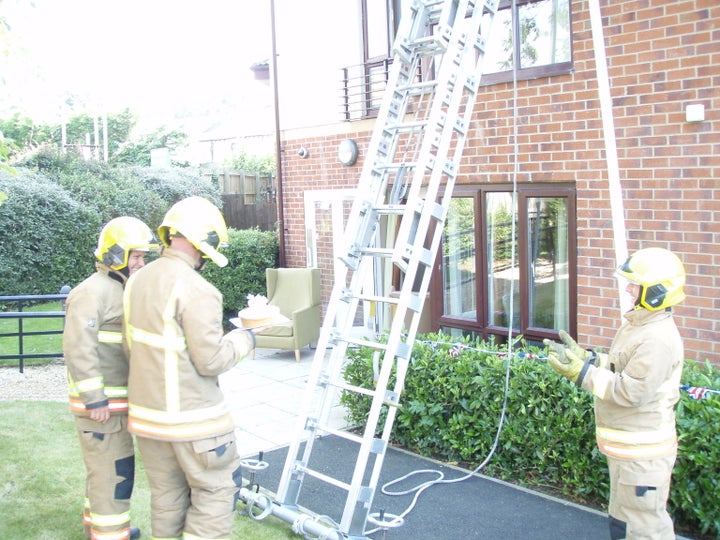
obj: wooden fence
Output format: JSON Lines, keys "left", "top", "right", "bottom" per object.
{"left": 202, "top": 170, "right": 278, "bottom": 232}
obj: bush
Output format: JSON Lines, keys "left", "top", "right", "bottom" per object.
{"left": 202, "top": 227, "right": 279, "bottom": 317}
{"left": 0, "top": 170, "right": 101, "bottom": 294}
{"left": 127, "top": 166, "right": 221, "bottom": 209}
{"left": 341, "top": 333, "right": 720, "bottom": 538}
{"left": 1, "top": 149, "right": 227, "bottom": 295}
{"left": 673, "top": 359, "right": 720, "bottom": 538}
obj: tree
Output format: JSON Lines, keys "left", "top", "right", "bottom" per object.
{"left": 63, "top": 108, "right": 136, "bottom": 157}
{"left": 0, "top": 114, "right": 55, "bottom": 150}
{"left": 111, "top": 126, "right": 189, "bottom": 167}
{"left": 226, "top": 150, "right": 276, "bottom": 175}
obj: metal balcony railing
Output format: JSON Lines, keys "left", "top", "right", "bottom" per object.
{"left": 340, "top": 59, "right": 425, "bottom": 122}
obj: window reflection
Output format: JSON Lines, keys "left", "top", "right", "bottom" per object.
{"left": 528, "top": 197, "right": 568, "bottom": 330}
{"left": 442, "top": 198, "right": 476, "bottom": 319}
{"left": 486, "top": 193, "right": 519, "bottom": 329}
{"left": 483, "top": 0, "right": 571, "bottom": 74}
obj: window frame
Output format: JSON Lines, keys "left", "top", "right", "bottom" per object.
{"left": 432, "top": 183, "right": 577, "bottom": 345}
{"left": 480, "top": 0, "right": 574, "bottom": 87}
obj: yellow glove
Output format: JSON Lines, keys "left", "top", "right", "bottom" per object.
{"left": 543, "top": 338, "right": 587, "bottom": 385}
{"left": 558, "top": 330, "right": 592, "bottom": 361}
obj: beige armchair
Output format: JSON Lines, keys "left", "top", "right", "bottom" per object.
{"left": 254, "top": 267, "right": 321, "bottom": 362}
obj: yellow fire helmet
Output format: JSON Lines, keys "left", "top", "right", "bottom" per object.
{"left": 158, "top": 196, "right": 229, "bottom": 267}
{"left": 94, "top": 216, "right": 158, "bottom": 271}
{"left": 616, "top": 247, "right": 686, "bottom": 311}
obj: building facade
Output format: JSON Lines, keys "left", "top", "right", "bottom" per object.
{"left": 267, "top": 0, "right": 719, "bottom": 364}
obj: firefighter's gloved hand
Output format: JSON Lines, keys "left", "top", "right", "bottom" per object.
{"left": 543, "top": 338, "right": 585, "bottom": 384}
{"left": 558, "top": 330, "right": 592, "bottom": 361}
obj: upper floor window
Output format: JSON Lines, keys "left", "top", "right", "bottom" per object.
{"left": 343, "top": 0, "right": 572, "bottom": 121}
{"left": 481, "top": 0, "right": 573, "bottom": 84}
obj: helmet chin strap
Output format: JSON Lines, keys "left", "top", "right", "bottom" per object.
{"left": 109, "top": 267, "right": 129, "bottom": 285}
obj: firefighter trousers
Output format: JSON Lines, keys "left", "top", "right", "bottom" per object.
{"left": 607, "top": 453, "right": 676, "bottom": 540}
{"left": 75, "top": 415, "right": 135, "bottom": 540}
{"left": 137, "top": 431, "right": 242, "bottom": 540}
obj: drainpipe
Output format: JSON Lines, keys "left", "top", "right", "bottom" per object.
{"left": 270, "top": 0, "right": 286, "bottom": 267}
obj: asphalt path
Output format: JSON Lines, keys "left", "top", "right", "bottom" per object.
{"left": 246, "top": 434, "right": 613, "bottom": 540}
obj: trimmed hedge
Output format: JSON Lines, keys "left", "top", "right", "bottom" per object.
{"left": 202, "top": 227, "right": 279, "bottom": 318}
{"left": 341, "top": 333, "right": 720, "bottom": 539}
{"left": 0, "top": 171, "right": 101, "bottom": 295}
{"left": 0, "top": 152, "right": 227, "bottom": 295}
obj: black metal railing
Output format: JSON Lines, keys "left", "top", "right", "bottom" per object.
{"left": 0, "top": 286, "right": 70, "bottom": 373}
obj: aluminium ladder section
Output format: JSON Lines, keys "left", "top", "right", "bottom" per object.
{"left": 274, "top": 1, "right": 498, "bottom": 538}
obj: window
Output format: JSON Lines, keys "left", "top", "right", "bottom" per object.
{"left": 358, "top": 0, "right": 409, "bottom": 116}
{"left": 344, "top": 0, "right": 572, "bottom": 120}
{"left": 481, "top": 0, "right": 572, "bottom": 85}
{"left": 438, "top": 184, "right": 576, "bottom": 344}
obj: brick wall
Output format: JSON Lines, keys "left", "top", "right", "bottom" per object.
{"left": 276, "top": 1, "right": 719, "bottom": 365}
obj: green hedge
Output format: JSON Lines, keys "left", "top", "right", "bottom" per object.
{"left": 0, "top": 171, "right": 101, "bottom": 295}
{"left": 0, "top": 151, "right": 228, "bottom": 296}
{"left": 203, "top": 227, "right": 279, "bottom": 317}
{"left": 341, "top": 333, "right": 720, "bottom": 539}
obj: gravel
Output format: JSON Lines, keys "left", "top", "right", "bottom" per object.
{"left": 0, "top": 360, "right": 68, "bottom": 402}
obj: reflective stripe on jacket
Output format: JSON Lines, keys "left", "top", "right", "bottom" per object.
{"left": 124, "top": 248, "right": 254, "bottom": 442}
{"left": 581, "top": 308, "right": 683, "bottom": 460}
{"left": 63, "top": 266, "right": 129, "bottom": 416}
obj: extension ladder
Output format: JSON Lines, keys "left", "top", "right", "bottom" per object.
{"left": 274, "top": 1, "right": 498, "bottom": 537}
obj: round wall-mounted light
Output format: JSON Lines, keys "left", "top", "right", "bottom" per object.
{"left": 338, "top": 139, "right": 359, "bottom": 166}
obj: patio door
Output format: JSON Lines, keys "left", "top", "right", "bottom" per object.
{"left": 304, "top": 189, "right": 373, "bottom": 332}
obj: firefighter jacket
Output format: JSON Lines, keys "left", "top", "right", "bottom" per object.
{"left": 580, "top": 308, "right": 683, "bottom": 461}
{"left": 123, "top": 247, "right": 255, "bottom": 442}
{"left": 63, "top": 264, "right": 130, "bottom": 417}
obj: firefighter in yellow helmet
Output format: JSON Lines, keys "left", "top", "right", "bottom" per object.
{"left": 123, "top": 196, "right": 261, "bottom": 540}
{"left": 63, "top": 216, "right": 157, "bottom": 540}
{"left": 544, "top": 247, "right": 686, "bottom": 540}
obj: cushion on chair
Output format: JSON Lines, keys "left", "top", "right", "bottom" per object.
{"left": 257, "top": 321, "right": 293, "bottom": 337}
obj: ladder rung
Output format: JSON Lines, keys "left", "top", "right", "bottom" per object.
{"left": 353, "top": 247, "right": 395, "bottom": 259}
{"left": 372, "top": 163, "right": 418, "bottom": 175}
{"left": 400, "top": 79, "right": 438, "bottom": 97}
{"left": 294, "top": 463, "right": 351, "bottom": 492}
{"left": 335, "top": 335, "right": 389, "bottom": 351}
{"left": 323, "top": 378, "right": 376, "bottom": 398}
{"left": 393, "top": 246, "right": 435, "bottom": 274}
{"left": 313, "top": 424, "right": 364, "bottom": 444}
{"left": 340, "top": 289, "right": 396, "bottom": 305}
{"left": 385, "top": 120, "right": 428, "bottom": 134}
{"left": 374, "top": 204, "right": 406, "bottom": 216}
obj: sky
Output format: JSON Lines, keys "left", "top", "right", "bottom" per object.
{"left": 1, "top": 0, "right": 273, "bottom": 132}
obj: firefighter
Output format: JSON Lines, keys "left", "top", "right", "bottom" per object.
{"left": 544, "top": 247, "right": 686, "bottom": 540}
{"left": 64, "top": 216, "right": 157, "bottom": 540}
{"left": 123, "top": 196, "right": 260, "bottom": 540}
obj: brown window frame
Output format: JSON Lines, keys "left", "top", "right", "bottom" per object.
{"left": 480, "top": 0, "right": 574, "bottom": 87}
{"left": 431, "top": 183, "right": 577, "bottom": 346}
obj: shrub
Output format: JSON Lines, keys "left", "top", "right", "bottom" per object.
{"left": 15, "top": 146, "right": 167, "bottom": 228}
{"left": 2, "top": 147, "right": 229, "bottom": 296}
{"left": 0, "top": 170, "right": 101, "bottom": 294}
{"left": 341, "top": 333, "right": 720, "bottom": 538}
{"left": 672, "top": 359, "right": 720, "bottom": 538}
{"left": 202, "top": 227, "right": 279, "bottom": 317}
{"left": 127, "top": 166, "right": 221, "bottom": 209}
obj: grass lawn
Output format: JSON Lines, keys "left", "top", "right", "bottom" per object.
{"left": 0, "top": 401, "right": 297, "bottom": 540}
